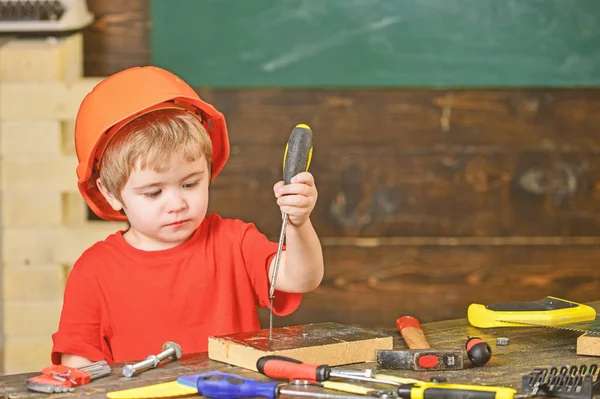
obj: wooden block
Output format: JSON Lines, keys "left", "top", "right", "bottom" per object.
{"left": 61, "top": 120, "right": 77, "bottom": 155}
{"left": 1, "top": 156, "right": 77, "bottom": 191}
{"left": 4, "top": 336, "right": 53, "bottom": 374}
{"left": 577, "top": 333, "right": 600, "bottom": 356}
{"left": 4, "top": 301, "right": 62, "bottom": 336}
{"left": 1, "top": 191, "right": 62, "bottom": 227}
{"left": 62, "top": 191, "right": 89, "bottom": 226}
{"left": 208, "top": 322, "right": 393, "bottom": 371}
{"left": 0, "top": 33, "right": 82, "bottom": 83}
{"left": 56, "top": 225, "right": 128, "bottom": 263}
{"left": 0, "top": 120, "right": 62, "bottom": 158}
{"left": 3, "top": 265, "right": 66, "bottom": 301}
{"left": 2, "top": 227, "right": 59, "bottom": 265}
{"left": 0, "top": 78, "right": 102, "bottom": 119}
{"left": 1, "top": 225, "right": 127, "bottom": 266}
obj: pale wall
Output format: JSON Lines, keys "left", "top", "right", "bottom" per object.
{"left": 0, "top": 33, "right": 127, "bottom": 374}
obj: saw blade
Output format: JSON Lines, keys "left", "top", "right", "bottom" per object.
{"left": 498, "top": 318, "right": 600, "bottom": 335}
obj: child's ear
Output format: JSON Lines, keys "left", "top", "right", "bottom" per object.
{"left": 96, "top": 178, "right": 124, "bottom": 211}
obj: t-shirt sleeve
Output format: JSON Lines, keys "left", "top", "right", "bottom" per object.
{"left": 239, "top": 222, "right": 302, "bottom": 316}
{"left": 51, "top": 256, "right": 110, "bottom": 364}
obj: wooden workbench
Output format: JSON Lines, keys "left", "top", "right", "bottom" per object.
{"left": 2, "top": 301, "right": 599, "bottom": 399}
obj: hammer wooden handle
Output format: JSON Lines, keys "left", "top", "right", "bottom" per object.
{"left": 396, "top": 316, "right": 431, "bottom": 349}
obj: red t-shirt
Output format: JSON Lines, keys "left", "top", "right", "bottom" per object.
{"left": 51, "top": 214, "right": 301, "bottom": 364}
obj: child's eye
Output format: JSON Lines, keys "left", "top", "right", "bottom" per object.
{"left": 144, "top": 190, "right": 161, "bottom": 198}
{"left": 183, "top": 181, "right": 199, "bottom": 189}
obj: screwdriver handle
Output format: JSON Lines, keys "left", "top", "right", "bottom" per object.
{"left": 257, "top": 355, "right": 330, "bottom": 382}
{"left": 397, "top": 382, "right": 516, "bottom": 399}
{"left": 283, "top": 124, "right": 313, "bottom": 185}
{"left": 196, "top": 371, "right": 278, "bottom": 399}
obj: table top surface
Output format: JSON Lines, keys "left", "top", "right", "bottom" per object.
{"left": 2, "top": 301, "right": 599, "bottom": 399}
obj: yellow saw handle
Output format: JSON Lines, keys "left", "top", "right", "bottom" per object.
{"left": 468, "top": 296, "right": 596, "bottom": 328}
{"left": 397, "top": 381, "right": 517, "bottom": 399}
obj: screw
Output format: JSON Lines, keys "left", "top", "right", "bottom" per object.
{"left": 122, "top": 341, "right": 182, "bottom": 378}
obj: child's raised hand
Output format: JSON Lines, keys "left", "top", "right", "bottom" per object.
{"left": 273, "top": 172, "right": 318, "bottom": 227}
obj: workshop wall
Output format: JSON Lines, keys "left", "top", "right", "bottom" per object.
{"left": 81, "top": 1, "right": 600, "bottom": 327}
{"left": 1, "top": 0, "right": 599, "bottom": 374}
{"left": 0, "top": 32, "right": 128, "bottom": 374}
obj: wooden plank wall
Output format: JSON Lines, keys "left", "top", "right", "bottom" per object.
{"left": 83, "top": 0, "right": 600, "bottom": 329}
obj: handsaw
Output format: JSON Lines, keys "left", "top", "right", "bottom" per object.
{"left": 468, "top": 296, "right": 598, "bottom": 334}
{"left": 496, "top": 318, "right": 600, "bottom": 335}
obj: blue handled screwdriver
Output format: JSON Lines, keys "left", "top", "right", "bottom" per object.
{"left": 196, "top": 371, "right": 366, "bottom": 399}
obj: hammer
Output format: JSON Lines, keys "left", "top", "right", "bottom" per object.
{"left": 376, "top": 316, "right": 491, "bottom": 371}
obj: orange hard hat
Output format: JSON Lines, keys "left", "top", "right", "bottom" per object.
{"left": 75, "top": 66, "right": 230, "bottom": 222}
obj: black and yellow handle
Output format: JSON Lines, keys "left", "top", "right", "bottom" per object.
{"left": 468, "top": 296, "right": 596, "bottom": 328}
{"left": 397, "top": 382, "right": 517, "bottom": 399}
{"left": 283, "top": 124, "right": 313, "bottom": 184}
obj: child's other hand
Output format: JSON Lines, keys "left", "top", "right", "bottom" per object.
{"left": 273, "top": 172, "right": 318, "bottom": 227}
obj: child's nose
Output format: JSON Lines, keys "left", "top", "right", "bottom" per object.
{"left": 167, "top": 190, "right": 187, "bottom": 212}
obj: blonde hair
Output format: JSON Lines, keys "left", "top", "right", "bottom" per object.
{"left": 99, "top": 108, "right": 212, "bottom": 203}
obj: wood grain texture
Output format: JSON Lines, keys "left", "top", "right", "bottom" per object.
{"left": 258, "top": 244, "right": 600, "bottom": 328}
{"left": 208, "top": 322, "right": 393, "bottom": 371}
{"left": 205, "top": 88, "right": 600, "bottom": 238}
{"left": 3, "top": 302, "right": 600, "bottom": 398}
{"left": 577, "top": 333, "right": 600, "bottom": 356}
{"left": 80, "top": 1, "right": 600, "bottom": 331}
{"left": 83, "top": 0, "right": 150, "bottom": 76}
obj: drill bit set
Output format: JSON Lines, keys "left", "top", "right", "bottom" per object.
{"left": 25, "top": 360, "right": 111, "bottom": 393}
{"left": 521, "top": 364, "right": 600, "bottom": 399}
{"left": 25, "top": 341, "right": 184, "bottom": 394}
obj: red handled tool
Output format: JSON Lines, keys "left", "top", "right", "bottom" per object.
{"left": 376, "top": 316, "right": 491, "bottom": 370}
{"left": 465, "top": 337, "right": 492, "bottom": 367}
{"left": 398, "top": 316, "right": 491, "bottom": 366}
{"left": 256, "top": 355, "right": 418, "bottom": 385}
{"left": 26, "top": 361, "right": 111, "bottom": 393}
{"left": 256, "top": 357, "right": 516, "bottom": 399}
{"left": 396, "top": 316, "right": 431, "bottom": 349}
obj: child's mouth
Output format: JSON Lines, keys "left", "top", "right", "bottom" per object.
{"left": 167, "top": 220, "right": 189, "bottom": 228}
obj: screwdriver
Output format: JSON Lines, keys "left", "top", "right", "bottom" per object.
{"left": 195, "top": 371, "right": 366, "bottom": 399}
{"left": 256, "top": 355, "right": 419, "bottom": 385}
{"left": 396, "top": 381, "right": 518, "bottom": 399}
{"left": 257, "top": 356, "right": 519, "bottom": 399}
{"left": 269, "top": 124, "right": 313, "bottom": 341}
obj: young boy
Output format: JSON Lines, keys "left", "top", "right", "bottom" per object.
{"left": 51, "top": 66, "right": 324, "bottom": 367}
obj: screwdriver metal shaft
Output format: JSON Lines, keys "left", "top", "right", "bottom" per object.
{"left": 269, "top": 213, "right": 288, "bottom": 341}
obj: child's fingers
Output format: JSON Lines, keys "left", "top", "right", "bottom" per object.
{"left": 277, "top": 193, "right": 316, "bottom": 212}
{"left": 279, "top": 204, "right": 311, "bottom": 216}
{"left": 273, "top": 181, "right": 285, "bottom": 198}
{"left": 278, "top": 183, "right": 314, "bottom": 198}
{"left": 290, "top": 172, "right": 314, "bottom": 185}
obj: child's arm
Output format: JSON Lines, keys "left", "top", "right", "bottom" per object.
{"left": 61, "top": 353, "right": 93, "bottom": 368}
{"left": 270, "top": 171, "right": 324, "bottom": 293}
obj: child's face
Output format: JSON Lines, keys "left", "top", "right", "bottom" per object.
{"left": 115, "top": 155, "right": 210, "bottom": 250}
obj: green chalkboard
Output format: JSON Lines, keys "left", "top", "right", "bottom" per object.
{"left": 150, "top": 0, "right": 600, "bottom": 88}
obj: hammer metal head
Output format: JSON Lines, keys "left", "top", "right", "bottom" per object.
{"left": 162, "top": 341, "right": 183, "bottom": 360}
{"left": 376, "top": 349, "right": 464, "bottom": 371}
